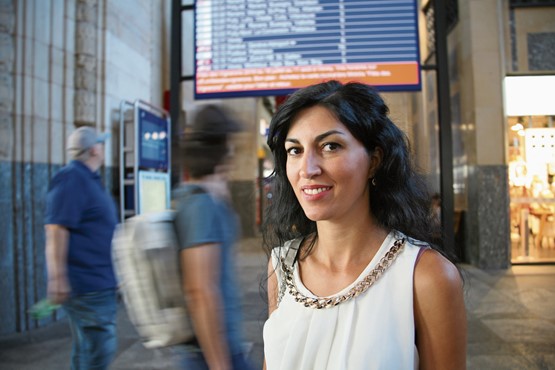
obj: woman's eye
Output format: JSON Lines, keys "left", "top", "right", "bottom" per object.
{"left": 323, "top": 142, "right": 340, "bottom": 152}
{"left": 286, "top": 147, "right": 301, "bottom": 156}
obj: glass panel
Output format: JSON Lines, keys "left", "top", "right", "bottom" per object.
{"left": 509, "top": 115, "right": 555, "bottom": 263}
{"left": 182, "top": 10, "right": 194, "bottom": 77}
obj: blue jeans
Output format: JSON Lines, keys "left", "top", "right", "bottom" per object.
{"left": 63, "top": 288, "right": 117, "bottom": 370}
{"left": 179, "top": 347, "right": 256, "bottom": 370}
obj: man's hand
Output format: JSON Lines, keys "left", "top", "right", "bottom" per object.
{"left": 47, "top": 275, "right": 71, "bottom": 304}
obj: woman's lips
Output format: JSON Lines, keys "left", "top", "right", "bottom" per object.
{"left": 300, "top": 185, "right": 332, "bottom": 200}
{"left": 302, "top": 186, "right": 331, "bottom": 195}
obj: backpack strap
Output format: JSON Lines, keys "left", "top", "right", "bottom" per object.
{"left": 283, "top": 237, "right": 302, "bottom": 269}
{"left": 188, "top": 186, "right": 206, "bottom": 196}
{"left": 179, "top": 184, "right": 206, "bottom": 199}
{"left": 172, "top": 185, "right": 206, "bottom": 207}
{"left": 277, "top": 237, "right": 303, "bottom": 306}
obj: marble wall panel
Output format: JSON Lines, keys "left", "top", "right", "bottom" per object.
{"left": 527, "top": 32, "right": 555, "bottom": 71}
{"left": 467, "top": 164, "right": 511, "bottom": 269}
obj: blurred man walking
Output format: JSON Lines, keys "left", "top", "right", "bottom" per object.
{"left": 45, "top": 126, "right": 119, "bottom": 370}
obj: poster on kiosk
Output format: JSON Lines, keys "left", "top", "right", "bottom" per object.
{"left": 136, "top": 104, "right": 171, "bottom": 214}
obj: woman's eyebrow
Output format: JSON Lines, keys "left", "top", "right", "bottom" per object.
{"left": 315, "top": 130, "right": 345, "bottom": 142}
{"left": 285, "top": 130, "right": 345, "bottom": 144}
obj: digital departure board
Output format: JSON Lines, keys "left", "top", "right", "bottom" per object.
{"left": 194, "top": 0, "right": 421, "bottom": 99}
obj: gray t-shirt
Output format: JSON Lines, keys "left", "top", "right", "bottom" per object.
{"left": 173, "top": 184, "right": 245, "bottom": 354}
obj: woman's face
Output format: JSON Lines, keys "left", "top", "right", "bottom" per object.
{"left": 285, "top": 105, "right": 379, "bottom": 223}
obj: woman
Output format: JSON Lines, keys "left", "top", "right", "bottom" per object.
{"left": 262, "top": 81, "right": 466, "bottom": 370}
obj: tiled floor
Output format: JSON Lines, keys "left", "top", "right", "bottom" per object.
{"left": 464, "top": 264, "right": 555, "bottom": 370}
{"left": 1, "top": 240, "right": 554, "bottom": 370}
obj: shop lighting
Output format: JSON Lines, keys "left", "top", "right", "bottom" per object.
{"left": 511, "top": 123, "right": 524, "bottom": 131}
{"left": 504, "top": 76, "right": 555, "bottom": 116}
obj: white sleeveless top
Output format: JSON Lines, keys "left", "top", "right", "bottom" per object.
{"left": 263, "top": 231, "right": 422, "bottom": 370}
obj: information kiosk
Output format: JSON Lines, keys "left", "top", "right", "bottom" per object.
{"left": 119, "top": 100, "right": 171, "bottom": 221}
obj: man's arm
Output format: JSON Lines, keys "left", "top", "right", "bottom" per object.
{"left": 45, "top": 224, "right": 71, "bottom": 304}
{"left": 180, "top": 243, "right": 232, "bottom": 370}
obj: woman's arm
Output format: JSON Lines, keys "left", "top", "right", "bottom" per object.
{"left": 414, "top": 250, "right": 467, "bottom": 370}
{"left": 181, "top": 243, "right": 231, "bottom": 370}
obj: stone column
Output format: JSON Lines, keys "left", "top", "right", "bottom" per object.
{"left": 459, "top": 0, "right": 510, "bottom": 268}
{"left": 74, "top": 0, "right": 98, "bottom": 127}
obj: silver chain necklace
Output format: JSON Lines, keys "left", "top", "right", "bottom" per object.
{"left": 279, "top": 237, "right": 406, "bottom": 309}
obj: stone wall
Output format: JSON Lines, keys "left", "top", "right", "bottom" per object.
{"left": 0, "top": 0, "right": 170, "bottom": 335}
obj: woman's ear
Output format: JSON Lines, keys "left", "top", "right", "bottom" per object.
{"left": 368, "top": 147, "right": 383, "bottom": 178}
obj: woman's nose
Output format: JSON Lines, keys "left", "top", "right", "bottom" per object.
{"left": 299, "top": 151, "right": 322, "bottom": 179}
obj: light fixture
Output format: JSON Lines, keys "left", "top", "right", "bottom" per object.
{"left": 511, "top": 123, "right": 524, "bottom": 131}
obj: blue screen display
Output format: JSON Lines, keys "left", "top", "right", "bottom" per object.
{"left": 138, "top": 107, "right": 169, "bottom": 170}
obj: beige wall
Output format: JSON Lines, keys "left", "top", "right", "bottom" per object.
{"left": 460, "top": 0, "right": 506, "bottom": 167}
{"left": 383, "top": 93, "right": 412, "bottom": 137}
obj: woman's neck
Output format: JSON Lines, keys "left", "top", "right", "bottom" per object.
{"left": 310, "top": 217, "right": 389, "bottom": 270}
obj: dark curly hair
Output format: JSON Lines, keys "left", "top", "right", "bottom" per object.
{"left": 262, "top": 81, "right": 453, "bottom": 260}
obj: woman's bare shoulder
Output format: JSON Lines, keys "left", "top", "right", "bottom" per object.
{"left": 414, "top": 248, "right": 463, "bottom": 295}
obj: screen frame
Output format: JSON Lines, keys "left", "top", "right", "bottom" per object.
{"left": 136, "top": 104, "right": 170, "bottom": 171}
{"left": 193, "top": 0, "right": 422, "bottom": 99}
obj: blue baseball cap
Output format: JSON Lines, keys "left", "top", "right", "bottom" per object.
{"left": 67, "top": 126, "right": 110, "bottom": 158}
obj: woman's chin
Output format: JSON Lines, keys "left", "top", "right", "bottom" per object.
{"left": 303, "top": 211, "right": 330, "bottom": 222}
